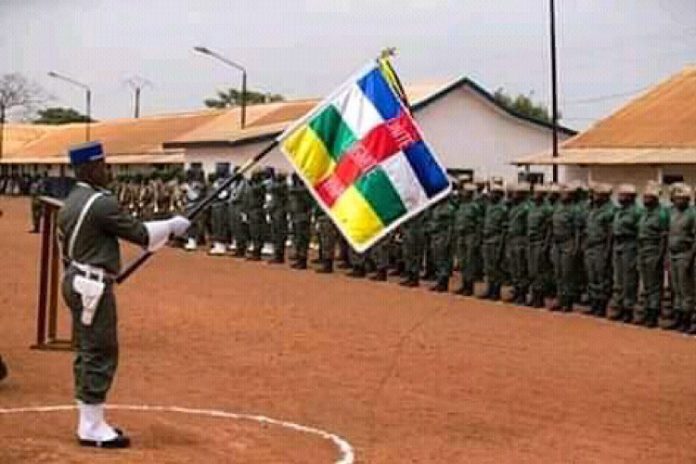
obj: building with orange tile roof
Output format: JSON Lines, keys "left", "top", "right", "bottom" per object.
{"left": 515, "top": 65, "right": 696, "bottom": 186}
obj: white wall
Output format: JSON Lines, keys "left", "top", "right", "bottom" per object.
{"left": 414, "top": 87, "right": 572, "bottom": 182}
{"left": 183, "top": 86, "right": 572, "bottom": 182}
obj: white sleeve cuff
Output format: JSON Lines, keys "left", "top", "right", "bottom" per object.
{"left": 144, "top": 220, "right": 171, "bottom": 252}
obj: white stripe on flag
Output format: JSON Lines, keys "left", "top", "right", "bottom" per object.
{"left": 380, "top": 152, "right": 429, "bottom": 211}
{"left": 331, "top": 84, "right": 384, "bottom": 139}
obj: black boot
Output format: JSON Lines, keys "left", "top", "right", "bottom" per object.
{"left": 595, "top": 300, "right": 608, "bottom": 318}
{"left": 430, "top": 277, "right": 448, "bottom": 293}
{"left": 488, "top": 283, "right": 501, "bottom": 301}
{"left": 623, "top": 309, "right": 634, "bottom": 324}
{"left": 680, "top": 312, "right": 693, "bottom": 333}
{"left": 608, "top": 306, "right": 624, "bottom": 321}
{"left": 561, "top": 296, "right": 574, "bottom": 313}
{"left": 370, "top": 269, "right": 387, "bottom": 282}
{"left": 347, "top": 266, "right": 366, "bottom": 278}
{"left": 644, "top": 309, "right": 659, "bottom": 328}
{"left": 316, "top": 260, "right": 334, "bottom": 274}
{"left": 514, "top": 288, "right": 527, "bottom": 305}
{"left": 0, "top": 355, "right": 7, "bottom": 382}
{"left": 662, "top": 311, "right": 682, "bottom": 330}
{"left": 633, "top": 309, "right": 648, "bottom": 326}
{"left": 291, "top": 258, "right": 307, "bottom": 270}
{"left": 399, "top": 273, "right": 419, "bottom": 288}
{"left": 687, "top": 313, "right": 696, "bottom": 335}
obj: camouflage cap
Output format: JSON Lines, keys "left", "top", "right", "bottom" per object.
{"left": 642, "top": 182, "right": 661, "bottom": 198}
{"left": 617, "top": 183, "right": 637, "bottom": 195}
{"left": 462, "top": 182, "right": 477, "bottom": 192}
{"left": 671, "top": 183, "right": 693, "bottom": 198}
{"left": 593, "top": 183, "right": 613, "bottom": 195}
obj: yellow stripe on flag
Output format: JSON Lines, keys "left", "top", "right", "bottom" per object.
{"left": 282, "top": 125, "right": 336, "bottom": 184}
{"left": 331, "top": 186, "right": 384, "bottom": 245}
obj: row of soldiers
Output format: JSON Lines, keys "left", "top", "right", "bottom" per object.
{"left": 107, "top": 168, "right": 695, "bottom": 336}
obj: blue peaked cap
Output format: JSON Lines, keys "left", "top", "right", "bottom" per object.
{"left": 68, "top": 141, "right": 105, "bottom": 166}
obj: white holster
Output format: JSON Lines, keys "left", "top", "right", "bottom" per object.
{"left": 72, "top": 263, "right": 106, "bottom": 326}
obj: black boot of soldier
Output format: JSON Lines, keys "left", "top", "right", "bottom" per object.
{"left": 291, "top": 258, "right": 307, "bottom": 270}
{"left": 561, "top": 296, "right": 574, "bottom": 313}
{"left": 644, "top": 309, "right": 659, "bottom": 328}
{"left": 370, "top": 269, "right": 387, "bottom": 282}
{"left": 514, "top": 288, "right": 527, "bottom": 305}
{"left": 430, "top": 277, "right": 448, "bottom": 293}
{"left": 488, "top": 283, "right": 501, "bottom": 301}
{"left": 399, "top": 272, "right": 419, "bottom": 288}
{"left": 347, "top": 265, "right": 366, "bottom": 278}
{"left": 680, "top": 312, "right": 693, "bottom": 333}
{"left": 623, "top": 308, "right": 634, "bottom": 324}
{"left": 0, "top": 355, "right": 7, "bottom": 382}
{"left": 687, "top": 313, "right": 696, "bottom": 335}
{"left": 316, "top": 259, "right": 334, "bottom": 274}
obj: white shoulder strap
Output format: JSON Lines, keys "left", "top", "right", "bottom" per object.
{"left": 67, "top": 192, "right": 104, "bottom": 260}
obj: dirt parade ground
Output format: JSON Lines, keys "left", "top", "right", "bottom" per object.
{"left": 0, "top": 196, "right": 695, "bottom": 463}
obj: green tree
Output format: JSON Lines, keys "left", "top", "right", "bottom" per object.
{"left": 204, "top": 88, "right": 284, "bottom": 109}
{"left": 493, "top": 88, "right": 556, "bottom": 123}
{"left": 33, "top": 107, "right": 95, "bottom": 125}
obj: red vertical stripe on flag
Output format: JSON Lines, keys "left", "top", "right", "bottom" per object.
{"left": 313, "top": 110, "right": 422, "bottom": 207}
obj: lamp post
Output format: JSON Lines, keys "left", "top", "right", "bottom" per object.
{"left": 48, "top": 71, "right": 92, "bottom": 141}
{"left": 194, "top": 46, "right": 247, "bottom": 129}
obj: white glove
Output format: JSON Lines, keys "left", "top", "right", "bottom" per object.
{"left": 168, "top": 215, "right": 191, "bottom": 237}
{"left": 144, "top": 216, "right": 190, "bottom": 252}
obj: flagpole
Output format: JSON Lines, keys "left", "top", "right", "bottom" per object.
{"left": 116, "top": 140, "right": 279, "bottom": 284}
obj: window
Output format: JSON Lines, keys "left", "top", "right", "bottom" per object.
{"left": 662, "top": 174, "right": 683, "bottom": 185}
{"left": 215, "top": 162, "right": 231, "bottom": 176}
{"left": 519, "top": 172, "right": 544, "bottom": 185}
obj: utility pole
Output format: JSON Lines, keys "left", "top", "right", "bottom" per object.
{"left": 549, "top": 0, "right": 560, "bottom": 183}
{"left": 48, "top": 71, "right": 92, "bottom": 142}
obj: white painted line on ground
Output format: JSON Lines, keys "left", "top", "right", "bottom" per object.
{"left": 0, "top": 403, "right": 355, "bottom": 464}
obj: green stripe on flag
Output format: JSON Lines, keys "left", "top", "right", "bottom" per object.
{"left": 355, "top": 167, "right": 407, "bottom": 226}
{"left": 308, "top": 105, "right": 358, "bottom": 162}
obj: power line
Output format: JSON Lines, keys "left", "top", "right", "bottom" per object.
{"left": 562, "top": 85, "right": 651, "bottom": 105}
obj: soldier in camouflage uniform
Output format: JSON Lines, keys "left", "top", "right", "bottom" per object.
{"left": 288, "top": 174, "right": 312, "bottom": 269}
{"left": 181, "top": 169, "right": 206, "bottom": 251}
{"left": 268, "top": 171, "right": 289, "bottom": 264}
{"left": 526, "top": 184, "right": 553, "bottom": 307}
{"left": 58, "top": 142, "right": 189, "bottom": 448}
{"left": 583, "top": 183, "right": 615, "bottom": 316}
{"left": 550, "top": 185, "right": 580, "bottom": 312}
{"left": 506, "top": 183, "right": 531, "bottom": 304}
{"left": 244, "top": 169, "right": 267, "bottom": 261}
{"left": 399, "top": 212, "right": 426, "bottom": 287}
{"left": 479, "top": 184, "right": 508, "bottom": 300}
{"left": 635, "top": 182, "right": 669, "bottom": 327}
{"left": 453, "top": 183, "right": 483, "bottom": 296}
{"left": 665, "top": 183, "right": 695, "bottom": 333}
{"left": 608, "top": 184, "right": 641, "bottom": 322}
{"left": 369, "top": 236, "right": 392, "bottom": 282}
{"left": 428, "top": 194, "right": 456, "bottom": 292}
{"left": 347, "top": 248, "right": 368, "bottom": 278}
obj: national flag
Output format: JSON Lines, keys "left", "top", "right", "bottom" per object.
{"left": 277, "top": 59, "right": 451, "bottom": 252}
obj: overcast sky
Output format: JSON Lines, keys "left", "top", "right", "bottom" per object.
{"left": 1, "top": 0, "right": 694, "bottom": 129}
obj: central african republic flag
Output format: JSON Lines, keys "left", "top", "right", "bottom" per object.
{"left": 277, "top": 60, "right": 451, "bottom": 252}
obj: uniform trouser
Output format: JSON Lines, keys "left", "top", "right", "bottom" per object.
{"left": 229, "top": 205, "right": 249, "bottom": 252}
{"left": 210, "top": 202, "right": 229, "bottom": 242}
{"left": 430, "top": 231, "right": 453, "bottom": 281}
{"left": 507, "top": 236, "right": 528, "bottom": 294}
{"left": 318, "top": 219, "right": 337, "bottom": 261}
{"left": 270, "top": 211, "right": 288, "bottom": 257}
{"left": 372, "top": 239, "right": 390, "bottom": 271}
{"left": 62, "top": 270, "right": 118, "bottom": 405}
{"left": 482, "top": 237, "right": 504, "bottom": 285}
{"left": 292, "top": 219, "right": 310, "bottom": 260}
{"left": 585, "top": 243, "right": 612, "bottom": 304}
{"left": 611, "top": 241, "right": 639, "bottom": 310}
{"left": 248, "top": 209, "right": 265, "bottom": 255}
{"left": 669, "top": 252, "right": 694, "bottom": 316}
{"left": 31, "top": 197, "right": 41, "bottom": 231}
{"left": 638, "top": 244, "right": 663, "bottom": 317}
{"left": 528, "top": 241, "right": 551, "bottom": 295}
{"left": 552, "top": 239, "right": 577, "bottom": 303}
{"left": 185, "top": 204, "right": 207, "bottom": 242}
{"left": 457, "top": 232, "right": 479, "bottom": 284}
{"left": 402, "top": 228, "right": 425, "bottom": 279}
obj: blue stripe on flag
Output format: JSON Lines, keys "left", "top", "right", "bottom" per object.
{"left": 357, "top": 68, "right": 400, "bottom": 120}
{"left": 402, "top": 141, "right": 449, "bottom": 198}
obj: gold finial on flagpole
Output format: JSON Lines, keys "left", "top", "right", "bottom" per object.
{"left": 379, "top": 47, "right": 397, "bottom": 60}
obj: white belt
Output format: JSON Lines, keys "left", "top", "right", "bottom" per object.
{"left": 71, "top": 262, "right": 114, "bottom": 283}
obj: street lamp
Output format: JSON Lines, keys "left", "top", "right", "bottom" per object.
{"left": 47, "top": 71, "right": 92, "bottom": 141}
{"left": 194, "top": 46, "right": 247, "bottom": 129}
